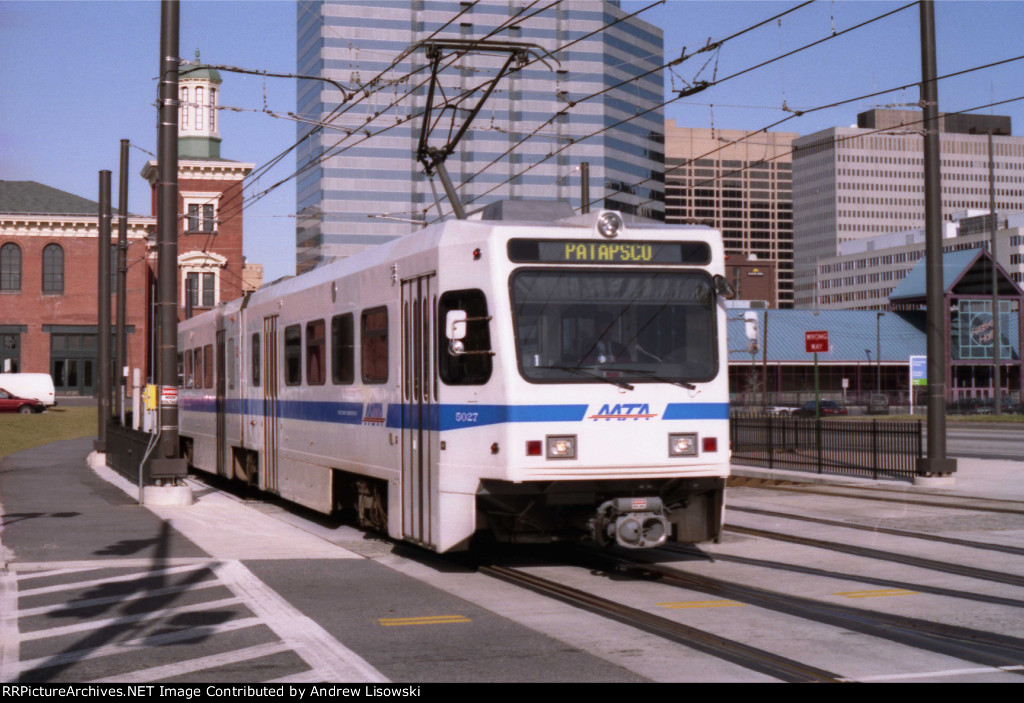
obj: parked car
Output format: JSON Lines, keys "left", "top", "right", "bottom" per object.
{"left": 947, "top": 397, "right": 994, "bottom": 415}
{"left": 793, "top": 400, "right": 848, "bottom": 417}
{"left": 867, "top": 393, "right": 890, "bottom": 415}
{"left": 0, "top": 373, "right": 56, "bottom": 406}
{"left": 0, "top": 388, "right": 45, "bottom": 414}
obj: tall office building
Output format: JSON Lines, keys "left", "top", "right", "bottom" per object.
{"left": 792, "top": 108, "right": 1024, "bottom": 308}
{"left": 663, "top": 121, "right": 797, "bottom": 307}
{"left": 295, "top": 0, "right": 665, "bottom": 273}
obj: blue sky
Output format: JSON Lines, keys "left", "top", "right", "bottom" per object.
{"left": 2, "top": 1, "right": 1024, "bottom": 282}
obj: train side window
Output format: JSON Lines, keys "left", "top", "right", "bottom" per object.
{"left": 193, "top": 348, "right": 203, "bottom": 389}
{"left": 306, "top": 319, "right": 326, "bottom": 386}
{"left": 361, "top": 306, "right": 388, "bottom": 384}
{"left": 185, "top": 349, "right": 193, "bottom": 389}
{"left": 331, "top": 313, "right": 354, "bottom": 385}
{"left": 439, "top": 289, "right": 492, "bottom": 385}
{"left": 252, "top": 333, "right": 260, "bottom": 387}
{"left": 177, "top": 353, "right": 184, "bottom": 388}
{"left": 284, "top": 324, "right": 302, "bottom": 386}
{"left": 203, "top": 344, "right": 213, "bottom": 389}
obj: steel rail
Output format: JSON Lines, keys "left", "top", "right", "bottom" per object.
{"left": 724, "top": 525, "right": 1024, "bottom": 588}
{"left": 625, "top": 550, "right": 1024, "bottom": 676}
{"left": 478, "top": 563, "right": 843, "bottom": 683}
{"left": 740, "top": 483, "right": 1024, "bottom": 515}
{"left": 727, "top": 504, "right": 1024, "bottom": 557}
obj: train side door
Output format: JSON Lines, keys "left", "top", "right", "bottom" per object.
{"left": 262, "top": 315, "right": 279, "bottom": 493}
{"left": 401, "top": 274, "right": 436, "bottom": 548}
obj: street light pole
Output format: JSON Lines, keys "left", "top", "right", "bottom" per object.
{"left": 876, "top": 311, "right": 886, "bottom": 393}
{"left": 988, "top": 131, "right": 1002, "bottom": 415}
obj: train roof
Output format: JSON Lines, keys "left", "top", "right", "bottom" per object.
{"left": 183, "top": 206, "right": 721, "bottom": 325}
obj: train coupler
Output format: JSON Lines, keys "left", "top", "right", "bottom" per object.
{"left": 590, "top": 497, "right": 669, "bottom": 549}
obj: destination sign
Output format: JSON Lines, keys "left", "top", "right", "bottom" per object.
{"left": 508, "top": 239, "right": 711, "bottom": 265}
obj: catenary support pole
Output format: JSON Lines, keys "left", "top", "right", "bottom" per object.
{"left": 918, "top": 0, "right": 956, "bottom": 477}
{"left": 96, "top": 170, "right": 112, "bottom": 452}
{"left": 116, "top": 139, "right": 129, "bottom": 424}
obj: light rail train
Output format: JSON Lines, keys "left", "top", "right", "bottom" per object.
{"left": 178, "top": 203, "right": 731, "bottom": 552}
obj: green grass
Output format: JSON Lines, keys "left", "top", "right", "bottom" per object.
{"left": 0, "top": 407, "right": 98, "bottom": 460}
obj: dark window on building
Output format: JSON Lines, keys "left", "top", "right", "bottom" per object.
{"left": 361, "top": 307, "right": 388, "bottom": 384}
{"left": 0, "top": 332, "right": 20, "bottom": 372}
{"left": 331, "top": 313, "right": 354, "bottom": 385}
{"left": 187, "top": 203, "right": 216, "bottom": 232}
{"left": 42, "top": 243, "right": 64, "bottom": 294}
{"left": 284, "top": 324, "right": 302, "bottom": 386}
{"left": 1, "top": 243, "right": 21, "bottom": 291}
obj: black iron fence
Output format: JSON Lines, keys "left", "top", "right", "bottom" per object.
{"left": 730, "top": 413, "right": 923, "bottom": 481}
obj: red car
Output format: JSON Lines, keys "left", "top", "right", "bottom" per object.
{"left": 0, "top": 388, "right": 45, "bottom": 414}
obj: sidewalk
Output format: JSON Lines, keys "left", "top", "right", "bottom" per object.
{"left": 731, "top": 455, "right": 1024, "bottom": 501}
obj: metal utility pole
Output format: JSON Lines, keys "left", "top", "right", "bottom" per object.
{"left": 918, "top": 0, "right": 955, "bottom": 477}
{"left": 115, "top": 139, "right": 129, "bottom": 423}
{"left": 96, "top": 170, "right": 112, "bottom": 452}
{"left": 988, "top": 131, "right": 1002, "bottom": 414}
{"left": 153, "top": 0, "right": 184, "bottom": 474}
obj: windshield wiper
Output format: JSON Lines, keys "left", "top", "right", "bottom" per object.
{"left": 612, "top": 368, "right": 696, "bottom": 390}
{"left": 540, "top": 365, "right": 634, "bottom": 391}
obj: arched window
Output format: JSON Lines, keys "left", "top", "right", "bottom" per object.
{"left": 42, "top": 243, "right": 64, "bottom": 294}
{"left": 0, "top": 243, "right": 21, "bottom": 291}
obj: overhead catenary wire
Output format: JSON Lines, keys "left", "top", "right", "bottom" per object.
{"left": 446, "top": 0, "right": 916, "bottom": 221}
{"left": 214, "top": 0, "right": 664, "bottom": 224}
{"left": 211, "top": 0, "right": 562, "bottom": 225}
{"left": 645, "top": 93, "right": 1024, "bottom": 213}
{"left": 619, "top": 52, "right": 1024, "bottom": 213}
{"left": 225, "top": 0, "right": 803, "bottom": 226}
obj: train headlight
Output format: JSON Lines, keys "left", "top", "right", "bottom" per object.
{"left": 668, "top": 433, "right": 698, "bottom": 457}
{"left": 546, "top": 435, "right": 577, "bottom": 460}
{"left": 597, "top": 211, "right": 623, "bottom": 239}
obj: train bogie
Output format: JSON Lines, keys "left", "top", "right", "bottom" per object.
{"left": 178, "top": 207, "right": 731, "bottom": 552}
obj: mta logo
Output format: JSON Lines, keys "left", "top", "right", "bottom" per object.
{"left": 363, "top": 402, "right": 386, "bottom": 424}
{"left": 588, "top": 403, "right": 657, "bottom": 421}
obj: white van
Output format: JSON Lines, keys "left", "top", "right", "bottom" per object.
{"left": 0, "top": 373, "right": 57, "bottom": 406}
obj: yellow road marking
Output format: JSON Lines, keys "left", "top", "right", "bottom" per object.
{"left": 378, "top": 615, "right": 472, "bottom": 626}
{"left": 835, "top": 589, "right": 917, "bottom": 599}
{"left": 657, "top": 600, "right": 745, "bottom": 609}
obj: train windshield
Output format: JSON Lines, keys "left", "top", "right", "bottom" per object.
{"left": 511, "top": 269, "right": 718, "bottom": 385}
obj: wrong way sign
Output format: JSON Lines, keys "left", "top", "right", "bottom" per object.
{"left": 805, "top": 330, "right": 830, "bottom": 353}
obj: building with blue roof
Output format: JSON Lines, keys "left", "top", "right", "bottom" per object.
{"left": 728, "top": 248, "right": 1022, "bottom": 408}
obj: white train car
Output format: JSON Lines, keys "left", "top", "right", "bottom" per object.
{"left": 178, "top": 205, "right": 731, "bottom": 552}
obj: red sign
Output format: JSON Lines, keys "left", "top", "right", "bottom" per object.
{"left": 805, "top": 330, "right": 830, "bottom": 353}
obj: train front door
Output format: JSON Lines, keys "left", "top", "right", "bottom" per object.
{"left": 401, "top": 274, "right": 436, "bottom": 548}
{"left": 262, "top": 315, "right": 279, "bottom": 493}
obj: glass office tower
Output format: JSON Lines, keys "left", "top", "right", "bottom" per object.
{"left": 295, "top": 0, "right": 665, "bottom": 272}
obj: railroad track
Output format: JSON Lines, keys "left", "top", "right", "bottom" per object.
{"left": 627, "top": 548, "right": 1024, "bottom": 677}
{"left": 727, "top": 504, "right": 1024, "bottom": 557}
{"left": 737, "top": 482, "right": 1024, "bottom": 516}
{"left": 478, "top": 563, "right": 844, "bottom": 683}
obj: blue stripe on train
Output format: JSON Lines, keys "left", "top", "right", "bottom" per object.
{"left": 180, "top": 397, "right": 728, "bottom": 429}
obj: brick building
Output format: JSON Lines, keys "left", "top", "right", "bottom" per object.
{"left": 142, "top": 58, "right": 253, "bottom": 317}
{"left": 0, "top": 181, "right": 154, "bottom": 395}
{"left": 1, "top": 57, "right": 253, "bottom": 396}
